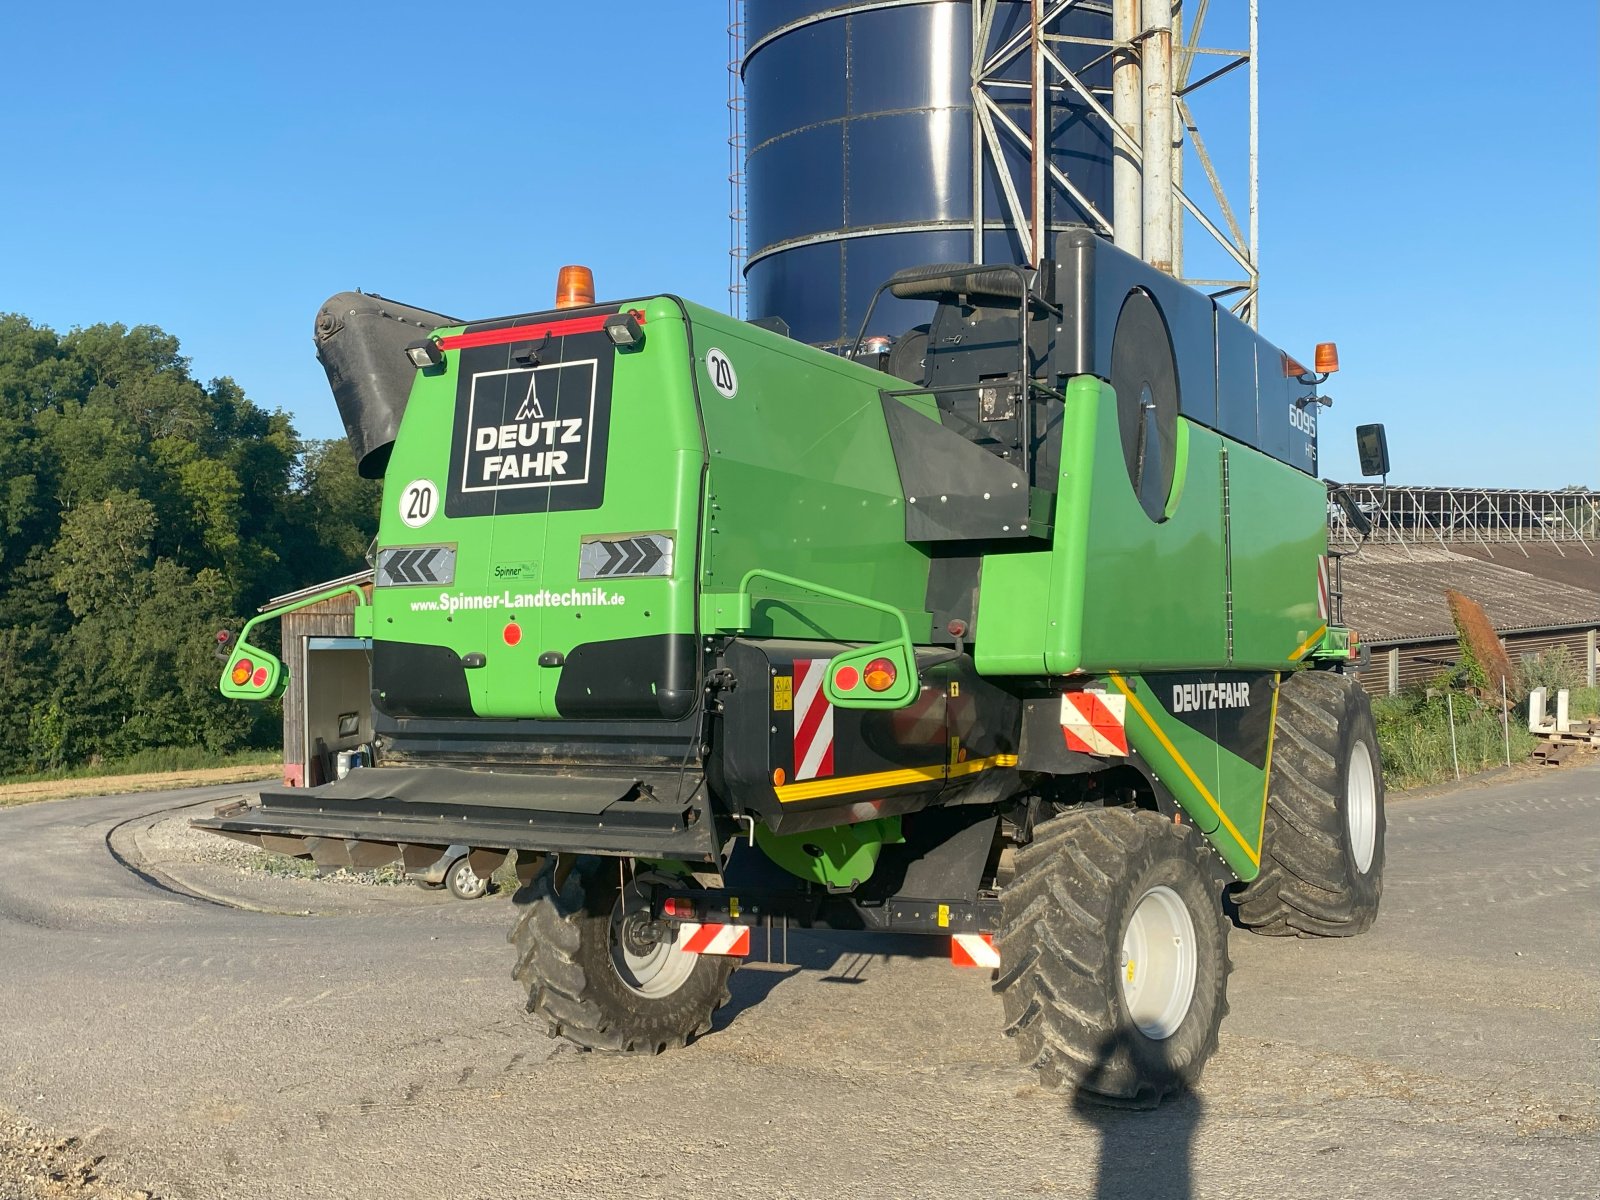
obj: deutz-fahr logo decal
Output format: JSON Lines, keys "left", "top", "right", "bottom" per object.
{"left": 445, "top": 328, "right": 613, "bottom": 519}
{"left": 461, "top": 361, "right": 596, "bottom": 491}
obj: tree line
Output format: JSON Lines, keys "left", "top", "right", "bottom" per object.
{"left": 0, "top": 314, "right": 379, "bottom": 775}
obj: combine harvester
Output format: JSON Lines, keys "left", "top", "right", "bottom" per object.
{"left": 200, "top": 228, "right": 1388, "bottom": 1104}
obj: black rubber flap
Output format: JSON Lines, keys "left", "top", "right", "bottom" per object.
{"left": 1110, "top": 288, "right": 1179, "bottom": 522}
{"left": 261, "top": 766, "right": 640, "bottom": 815}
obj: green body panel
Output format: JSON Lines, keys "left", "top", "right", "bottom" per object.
{"left": 755, "top": 816, "right": 904, "bottom": 889}
{"left": 684, "top": 303, "right": 933, "bottom": 645}
{"left": 1226, "top": 444, "right": 1329, "bottom": 664}
{"left": 370, "top": 302, "right": 702, "bottom": 719}
{"left": 1106, "top": 670, "right": 1268, "bottom": 881}
{"left": 975, "top": 376, "right": 1330, "bottom": 676}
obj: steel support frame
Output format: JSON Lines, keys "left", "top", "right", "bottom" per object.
{"left": 970, "top": 0, "right": 1260, "bottom": 324}
{"left": 1327, "top": 486, "right": 1600, "bottom": 555}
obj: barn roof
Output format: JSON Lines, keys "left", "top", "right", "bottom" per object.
{"left": 1340, "top": 545, "right": 1598, "bottom": 644}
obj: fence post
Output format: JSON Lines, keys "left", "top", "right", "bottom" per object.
{"left": 1501, "top": 676, "right": 1510, "bottom": 766}
{"left": 1388, "top": 647, "right": 1400, "bottom": 696}
{"left": 1446, "top": 691, "right": 1460, "bottom": 781}
{"left": 1588, "top": 628, "right": 1597, "bottom": 688}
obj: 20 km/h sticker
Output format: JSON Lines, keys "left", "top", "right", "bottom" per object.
{"left": 706, "top": 348, "right": 738, "bottom": 399}
{"left": 398, "top": 480, "right": 438, "bottom": 529}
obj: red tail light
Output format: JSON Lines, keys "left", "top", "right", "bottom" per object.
{"left": 661, "top": 896, "right": 695, "bottom": 919}
{"left": 230, "top": 658, "right": 254, "bottom": 687}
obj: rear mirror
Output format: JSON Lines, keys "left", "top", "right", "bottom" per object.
{"left": 1356, "top": 423, "right": 1390, "bottom": 477}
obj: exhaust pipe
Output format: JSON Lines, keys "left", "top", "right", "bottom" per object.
{"left": 314, "top": 292, "right": 460, "bottom": 479}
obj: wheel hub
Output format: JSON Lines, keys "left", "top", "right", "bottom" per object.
{"left": 609, "top": 880, "right": 698, "bottom": 999}
{"left": 1347, "top": 740, "right": 1378, "bottom": 874}
{"left": 1119, "top": 884, "right": 1199, "bottom": 1040}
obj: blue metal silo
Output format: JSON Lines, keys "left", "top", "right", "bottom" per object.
{"left": 742, "top": 0, "right": 1113, "bottom": 347}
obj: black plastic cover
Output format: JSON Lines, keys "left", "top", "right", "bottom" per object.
{"left": 314, "top": 291, "right": 459, "bottom": 479}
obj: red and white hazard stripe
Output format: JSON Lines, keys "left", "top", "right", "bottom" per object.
{"left": 677, "top": 923, "right": 751, "bottom": 957}
{"left": 1316, "top": 554, "right": 1331, "bottom": 621}
{"left": 1061, "top": 689, "right": 1129, "bottom": 757}
{"left": 951, "top": 933, "right": 1000, "bottom": 969}
{"left": 792, "top": 658, "right": 835, "bottom": 781}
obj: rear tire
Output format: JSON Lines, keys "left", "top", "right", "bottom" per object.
{"left": 509, "top": 857, "right": 735, "bottom": 1054}
{"left": 1234, "top": 669, "right": 1385, "bottom": 937}
{"left": 994, "top": 807, "right": 1230, "bottom": 1106}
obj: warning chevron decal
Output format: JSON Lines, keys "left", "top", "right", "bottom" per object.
{"left": 578, "top": 533, "right": 673, "bottom": 580}
{"left": 376, "top": 545, "right": 456, "bottom": 588}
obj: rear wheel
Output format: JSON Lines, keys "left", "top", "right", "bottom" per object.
{"left": 510, "top": 857, "right": 735, "bottom": 1054}
{"left": 994, "top": 807, "right": 1230, "bottom": 1106}
{"left": 1234, "top": 669, "right": 1385, "bottom": 937}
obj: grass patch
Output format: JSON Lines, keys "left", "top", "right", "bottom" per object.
{"left": 1375, "top": 683, "right": 1599, "bottom": 791}
{"left": 0, "top": 747, "right": 279, "bottom": 787}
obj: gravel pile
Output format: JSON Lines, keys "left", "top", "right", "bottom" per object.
{"left": 0, "top": 1111, "right": 151, "bottom": 1200}
{"left": 142, "top": 813, "right": 409, "bottom": 887}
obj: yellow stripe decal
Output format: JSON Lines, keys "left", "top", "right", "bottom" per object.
{"left": 774, "top": 754, "right": 1018, "bottom": 804}
{"left": 1257, "top": 672, "right": 1281, "bottom": 854}
{"left": 1107, "top": 672, "right": 1260, "bottom": 867}
{"left": 1288, "top": 625, "right": 1328, "bottom": 662}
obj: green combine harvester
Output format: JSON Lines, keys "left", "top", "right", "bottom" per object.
{"left": 200, "top": 228, "right": 1388, "bottom": 1105}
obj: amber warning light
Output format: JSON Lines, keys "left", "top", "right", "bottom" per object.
{"left": 555, "top": 265, "right": 595, "bottom": 309}
{"left": 1315, "top": 342, "right": 1340, "bottom": 374}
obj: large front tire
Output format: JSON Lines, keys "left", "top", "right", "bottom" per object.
{"left": 510, "top": 857, "right": 736, "bottom": 1054}
{"left": 995, "top": 807, "right": 1230, "bottom": 1106}
{"left": 1234, "top": 669, "right": 1385, "bottom": 937}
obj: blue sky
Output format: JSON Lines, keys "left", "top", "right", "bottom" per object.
{"left": 2, "top": 1, "right": 1594, "bottom": 487}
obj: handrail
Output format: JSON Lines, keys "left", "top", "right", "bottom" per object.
{"left": 235, "top": 582, "right": 371, "bottom": 649}
{"left": 732, "top": 568, "right": 913, "bottom": 645}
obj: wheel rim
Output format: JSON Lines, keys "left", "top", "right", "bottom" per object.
{"left": 451, "top": 862, "right": 485, "bottom": 897}
{"left": 1347, "top": 739, "right": 1378, "bottom": 874}
{"left": 1119, "top": 885, "right": 1199, "bottom": 1040}
{"left": 609, "top": 881, "right": 697, "bottom": 999}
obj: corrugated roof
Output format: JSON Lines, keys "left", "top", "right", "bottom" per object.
{"left": 1340, "top": 545, "right": 1598, "bottom": 644}
{"left": 262, "top": 569, "right": 374, "bottom": 611}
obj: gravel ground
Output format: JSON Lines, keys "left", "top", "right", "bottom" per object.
{"left": 2, "top": 772, "right": 1596, "bottom": 1199}
{"left": 0, "top": 1111, "right": 151, "bottom": 1200}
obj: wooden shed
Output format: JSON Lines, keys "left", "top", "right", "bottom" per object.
{"left": 266, "top": 569, "right": 374, "bottom": 786}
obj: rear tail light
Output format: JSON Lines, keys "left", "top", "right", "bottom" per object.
{"left": 661, "top": 896, "right": 695, "bottom": 919}
{"left": 864, "top": 657, "right": 897, "bottom": 692}
{"left": 230, "top": 658, "right": 254, "bottom": 687}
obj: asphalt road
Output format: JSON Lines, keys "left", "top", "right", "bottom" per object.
{"left": 2, "top": 767, "right": 1596, "bottom": 1200}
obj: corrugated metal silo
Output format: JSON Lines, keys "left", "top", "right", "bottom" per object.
{"left": 742, "top": 1, "right": 1113, "bottom": 347}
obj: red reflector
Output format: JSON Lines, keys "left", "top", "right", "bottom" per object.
{"left": 863, "top": 657, "right": 897, "bottom": 692}
{"left": 251, "top": 667, "right": 268, "bottom": 688}
{"left": 834, "top": 665, "right": 859, "bottom": 692}
{"left": 503, "top": 622, "right": 522, "bottom": 646}
{"left": 231, "top": 658, "right": 253, "bottom": 686}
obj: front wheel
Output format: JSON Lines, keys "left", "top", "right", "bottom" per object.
{"left": 1234, "top": 669, "right": 1385, "bottom": 937}
{"left": 445, "top": 855, "right": 490, "bottom": 900}
{"left": 510, "top": 857, "right": 735, "bottom": 1054}
{"left": 995, "top": 806, "right": 1230, "bottom": 1106}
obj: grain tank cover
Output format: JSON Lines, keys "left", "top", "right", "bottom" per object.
{"left": 314, "top": 292, "right": 460, "bottom": 479}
